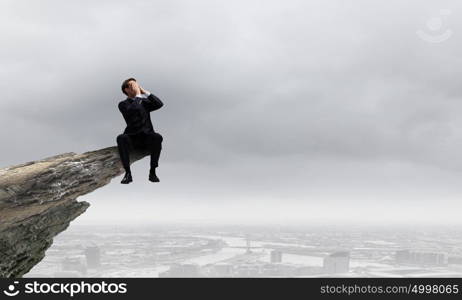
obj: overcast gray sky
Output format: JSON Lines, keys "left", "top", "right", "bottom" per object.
{"left": 1, "top": 0, "right": 462, "bottom": 226}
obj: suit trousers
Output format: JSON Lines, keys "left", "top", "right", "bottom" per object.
{"left": 116, "top": 131, "right": 163, "bottom": 173}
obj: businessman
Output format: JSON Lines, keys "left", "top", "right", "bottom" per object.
{"left": 116, "top": 77, "right": 164, "bottom": 184}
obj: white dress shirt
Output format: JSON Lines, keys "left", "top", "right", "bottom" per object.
{"left": 130, "top": 91, "right": 151, "bottom": 100}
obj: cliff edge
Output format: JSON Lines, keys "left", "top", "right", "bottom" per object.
{"left": 0, "top": 146, "right": 149, "bottom": 277}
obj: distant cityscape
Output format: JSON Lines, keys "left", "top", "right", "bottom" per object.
{"left": 25, "top": 223, "right": 462, "bottom": 277}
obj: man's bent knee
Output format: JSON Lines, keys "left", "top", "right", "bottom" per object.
{"left": 147, "top": 132, "right": 163, "bottom": 143}
{"left": 117, "top": 134, "right": 129, "bottom": 144}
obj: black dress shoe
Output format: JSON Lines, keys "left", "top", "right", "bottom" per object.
{"left": 121, "top": 172, "right": 133, "bottom": 184}
{"left": 149, "top": 169, "right": 160, "bottom": 182}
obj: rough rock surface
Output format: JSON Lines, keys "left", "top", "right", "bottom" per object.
{"left": 0, "top": 146, "right": 149, "bottom": 278}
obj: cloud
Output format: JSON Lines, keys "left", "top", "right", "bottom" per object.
{"left": 1, "top": 0, "right": 462, "bottom": 224}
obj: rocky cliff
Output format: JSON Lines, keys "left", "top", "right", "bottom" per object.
{"left": 0, "top": 147, "right": 149, "bottom": 278}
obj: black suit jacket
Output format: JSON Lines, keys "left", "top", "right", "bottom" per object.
{"left": 118, "top": 93, "right": 163, "bottom": 135}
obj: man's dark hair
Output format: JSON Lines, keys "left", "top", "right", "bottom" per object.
{"left": 121, "top": 77, "right": 137, "bottom": 95}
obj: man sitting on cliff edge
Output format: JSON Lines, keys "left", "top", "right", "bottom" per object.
{"left": 116, "top": 78, "right": 164, "bottom": 184}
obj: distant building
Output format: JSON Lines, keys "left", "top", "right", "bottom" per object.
{"left": 159, "top": 264, "right": 201, "bottom": 277}
{"left": 270, "top": 250, "right": 283, "bottom": 263}
{"left": 395, "top": 250, "right": 411, "bottom": 264}
{"left": 294, "top": 266, "right": 324, "bottom": 276}
{"left": 235, "top": 264, "right": 261, "bottom": 277}
{"left": 448, "top": 256, "right": 462, "bottom": 265}
{"left": 211, "top": 263, "right": 234, "bottom": 277}
{"left": 84, "top": 246, "right": 101, "bottom": 269}
{"left": 61, "top": 255, "right": 87, "bottom": 275}
{"left": 53, "top": 271, "right": 82, "bottom": 278}
{"left": 395, "top": 250, "right": 447, "bottom": 266}
{"left": 414, "top": 252, "right": 447, "bottom": 266}
{"left": 261, "top": 263, "right": 294, "bottom": 276}
{"left": 323, "top": 251, "right": 350, "bottom": 274}
{"left": 246, "top": 235, "right": 252, "bottom": 254}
